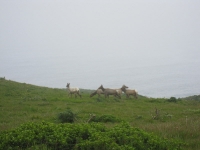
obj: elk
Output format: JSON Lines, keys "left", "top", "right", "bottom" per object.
{"left": 98, "top": 85, "right": 121, "bottom": 98}
{"left": 66, "top": 83, "right": 81, "bottom": 98}
{"left": 116, "top": 85, "right": 129, "bottom": 97}
{"left": 121, "top": 86, "right": 138, "bottom": 99}
{"left": 90, "top": 89, "right": 104, "bottom": 97}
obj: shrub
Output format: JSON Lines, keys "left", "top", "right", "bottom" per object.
{"left": 57, "top": 109, "right": 76, "bottom": 123}
{"left": 0, "top": 121, "right": 184, "bottom": 150}
{"left": 167, "top": 97, "right": 177, "bottom": 103}
{"left": 90, "top": 114, "right": 121, "bottom": 123}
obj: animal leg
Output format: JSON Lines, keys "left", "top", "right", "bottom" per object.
{"left": 127, "top": 94, "right": 130, "bottom": 99}
{"left": 114, "top": 94, "right": 120, "bottom": 99}
{"left": 117, "top": 93, "right": 121, "bottom": 99}
{"left": 134, "top": 93, "right": 138, "bottom": 99}
{"left": 69, "top": 93, "right": 72, "bottom": 98}
{"left": 98, "top": 93, "right": 100, "bottom": 97}
{"left": 74, "top": 93, "right": 77, "bottom": 98}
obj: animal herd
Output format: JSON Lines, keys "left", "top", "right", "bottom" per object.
{"left": 66, "top": 83, "right": 138, "bottom": 99}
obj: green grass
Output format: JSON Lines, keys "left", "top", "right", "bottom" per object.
{"left": 0, "top": 78, "right": 200, "bottom": 149}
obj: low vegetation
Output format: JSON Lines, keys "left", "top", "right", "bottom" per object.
{"left": 0, "top": 78, "right": 200, "bottom": 149}
{"left": 0, "top": 121, "right": 183, "bottom": 150}
{"left": 57, "top": 108, "right": 77, "bottom": 123}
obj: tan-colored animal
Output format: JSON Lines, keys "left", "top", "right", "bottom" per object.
{"left": 90, "top": 89, "right": 104, "bottom": 97}
{"left": 121, "top": 86, "right": 138, "bottom": 99}
{"left": 116, "top": 85, "right": 128, "bottom": 97}
{"left": 98, "top": 85, "right": 121, "bottom": 98}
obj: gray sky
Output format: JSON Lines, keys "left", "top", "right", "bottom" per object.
{"left": 1, "top": 1, "right": 200, "bottom": 61}
{"left": 1, "top": 0, "right": 200, "bottom": 91}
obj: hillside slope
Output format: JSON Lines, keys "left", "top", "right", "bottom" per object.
{"left": 0, "top": 78, "right": 200, "bottom": 149}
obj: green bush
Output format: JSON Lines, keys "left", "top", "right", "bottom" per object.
{"left": 0, "top": 121, "right": 184, "bottom": 150}
{"left": 57, "top": 109, "right": 76, "bottom": 123}
{"left": 167, "top": 97, "right": 177, "bottom": 103}
{"left": 90, "top": 114, "right": 121, "bottom": 123}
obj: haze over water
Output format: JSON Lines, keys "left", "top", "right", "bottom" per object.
{"left": 1, "top": 1, "right": 200, "bottom": 98}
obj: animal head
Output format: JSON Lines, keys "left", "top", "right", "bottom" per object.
{"left": 90, "top": 93, "right": 94, "bottom": 97}
{"left": 121, "top": 85, "right": 128, "bottom": 91}
{"left": 123, "top": 85, "right": 128, "bottom": 88}
{"left": 66, "top": 83, "right": 70, "bottom": 88}
{"left": 98, "top": 85, "right": 103, "bottom": 89}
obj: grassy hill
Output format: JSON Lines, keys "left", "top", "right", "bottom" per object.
{"left": 0, "top": 78, "right": 200, "bottom": 149}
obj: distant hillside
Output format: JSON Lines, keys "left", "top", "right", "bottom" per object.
{"left": 1, "top": 77, "right": 198, "bottom": 99}
{"left": 183, "top": 95, "right": 200, "bottom": 101}
{"left": 0, "top": 77, "right": 93, "bottom": 93}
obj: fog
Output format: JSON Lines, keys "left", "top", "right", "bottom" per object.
{"left": 1, "top": 1, "right": 200, "bottom": 95}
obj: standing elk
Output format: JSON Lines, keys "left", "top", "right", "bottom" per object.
{"left": 98, "top": 85, "right": 121, "bottom": 98}
{"left": 116, "top": 85, "right": 129, "bottom": 97}
{"left": 121, "top": 86, "right": 138, "bottom": 99}
{"left": 66, "top": 83, "right": 82, "bottom": 98}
